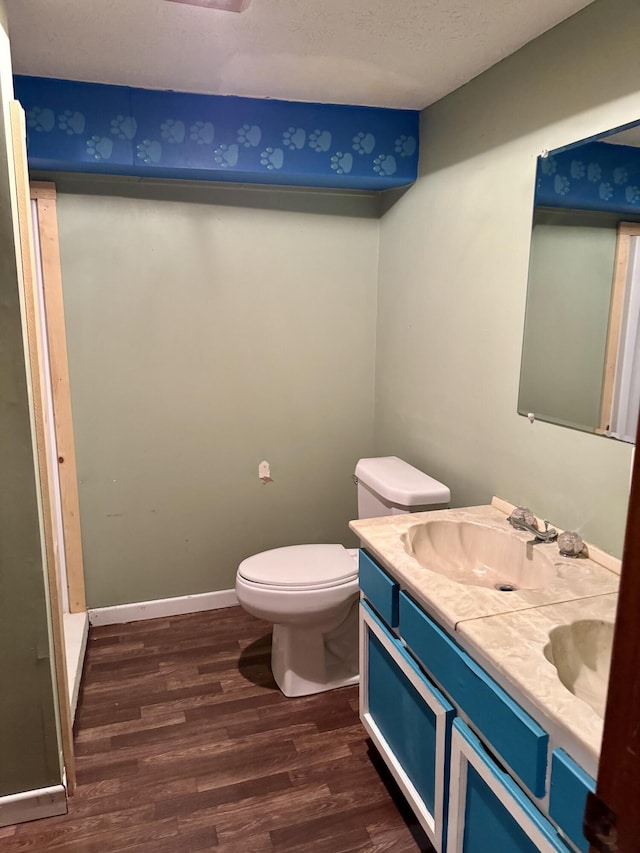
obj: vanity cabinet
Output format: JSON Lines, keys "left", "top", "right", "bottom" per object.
{"left": 358, "top": 549, "right": 593, "bottom": 853}
{"left": 448, "top": 721, "right": 571, "bottom": 853}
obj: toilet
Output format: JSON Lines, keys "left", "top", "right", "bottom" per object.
{"left": 235, "top": 456, "right": 450, "bottom": 697}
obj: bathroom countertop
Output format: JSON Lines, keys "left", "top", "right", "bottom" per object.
{"left": 350, "top": 501, "right": 620, "bottom": 772}
{"left": 457, "top": 594, "right": 617, "bottom": 775}
{"left": 349, "top": 503, "right": 620, "bottom": 630}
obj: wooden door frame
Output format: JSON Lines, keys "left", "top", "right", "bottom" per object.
{"left": 29, "top": 181, "right": 86, "bottom": 615}
{"left": 598, "top": 222, "right": 640, "bottom": 434}
{"left": 586, "top": 435, "right": 640, "bottom": 850}
{"left": 9, "top": 103, "right": 76, "bottom": 793}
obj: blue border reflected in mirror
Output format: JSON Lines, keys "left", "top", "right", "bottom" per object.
{"left": 519, "top": 120, "right": 640, "bottom": 443}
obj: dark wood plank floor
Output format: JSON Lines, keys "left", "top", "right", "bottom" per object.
{"left": 1, "top": 606, "right": 434, "bottom": 852}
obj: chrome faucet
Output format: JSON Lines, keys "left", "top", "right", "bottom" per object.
{"left": 506, "top": 508, "right": 558, "bottom": 543}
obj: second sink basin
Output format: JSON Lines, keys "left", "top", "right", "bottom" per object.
{"left": 544, "top": 620, "right": 613, "bottom": 718}
{"left": 402, "top": 519, "right": 557, "bottom": 591}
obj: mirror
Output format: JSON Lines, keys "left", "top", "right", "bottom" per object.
{"left": 519, "top": 122, "right": 640, "bottom": 443}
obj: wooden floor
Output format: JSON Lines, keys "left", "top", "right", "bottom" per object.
{"left": 1, "top": 606, "right": 433, "bottom": 852}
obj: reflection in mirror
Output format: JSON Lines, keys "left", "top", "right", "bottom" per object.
{"left": 519, "top": 123, "right": 640, "bottom": 443}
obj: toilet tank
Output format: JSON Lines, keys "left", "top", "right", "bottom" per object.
{"left": 355, "top": 456, "right": 450, "bottom": 519}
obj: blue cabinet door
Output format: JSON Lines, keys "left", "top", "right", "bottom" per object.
{"left": 448, "top": 720, "right": 571, "bottom": 853}
{"left": 360, "top": 601, "right": 454, "bottom": 852}
{"left": 549, "top": 749, "right": 595, "bottom": 853}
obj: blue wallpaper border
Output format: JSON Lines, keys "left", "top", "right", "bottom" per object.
{"left": 535, "top": 140, "right": 640, "bottom": 214}
{"left": 14, "top": 75, "right": 419, "bottom": 191}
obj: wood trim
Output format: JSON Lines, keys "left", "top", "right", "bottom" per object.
{"left": 29, "top": 181, "right": 57, "bottom": 200}
{"left": 63, "top": 611, "right": 89, "bottom": 720}
{"left": 598, "top": 222, "right": 640, "bottom": 434}
{"left": 589, "top": 429, "right": 640, "bottom": 850}
{"left": 9, "top": 102, "right": 76, "bottom": 794}
{"left": 31, "top": 184, "right": 87, "bottom": 614}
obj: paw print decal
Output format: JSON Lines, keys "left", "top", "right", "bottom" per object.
{"left": 352, "top": 132, "right": 375, "bottom": 155}
{"left": 136, "top": 139, "right": 162, "bottom": 164}
{"left": 539, "top": 155, "right": 557, "bottom": 176}
{"left": 554, "top": 174, "right": 570, "bottom": 196}
{"left": 394, "top": 135, "right": 416, "bottom": 158}
{"left": 259, "top": 147, "right": 284, "bottom": 170}
{"left": 160, "top": 119, "right": 186, "bottom": 144}
{"left": 309, "top": 129, "right": 332, "bottom": 152}
{"left": 190, "top": 121, "right": 215, "bottom": 145}
{"left": 86, "top": 136, "right": 114, "bottom": 161}
{"left": 214, "top": 143, "right": 239, "bottom": 168}
{"left": 613, "top": 167, "right": 628, "bottom": 186}
{"left": 110, "top": 115, "right": 137, "bottom": 140}
{"left": 330, "top": 152, "right": 353, "bottom": 175}
{"left": 373, "top": 154, "right": 397, "bottom": 177}
{"left": 237, "top": 124, "right": 262, "bottom": 148}
{"left": 625, "top": 186, "right": 640, "bottom": 204}
{"left": 598, "top": 182, "right": 613, "bottom": 201}
{"left": 570, "top": 160, "right": 585, "bottom": 179}
{"left": 58, "top": 110, "right": 85, "bottom": 136}
{"left": 282, "top": 127, "right": 306, "bottom": 150}
{"left": 587, "top": 163, "right": 601, "bottom": 182}
{"left": 26, "top": 106, "right": 55, "bottom": 132}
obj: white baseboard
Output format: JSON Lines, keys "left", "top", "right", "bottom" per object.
{"left": 88, "top": 589, "right": 239, "bottom": 627}
{"left": 0, "top": 785, "right": 67, "bottom": 828}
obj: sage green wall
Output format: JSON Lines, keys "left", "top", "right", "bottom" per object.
{"left": 375, "top": 0, "right": 639, "bottom": 557}
{"left": 520, "top": 212, "right": 617, "bottom": 432}
{"left": 0, "top": 0, "right": 61, "bottom": 797}
{"left": 56, "top": 188, "right": 378, "bottom": 607}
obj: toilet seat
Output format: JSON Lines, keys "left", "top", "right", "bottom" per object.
{"left": 237, "top": 544, "right": 358, "bottom": 591}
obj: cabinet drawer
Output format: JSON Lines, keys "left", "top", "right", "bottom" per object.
{"left": 448, "top": 720, "right": 570, "bottom": 853}
{"left": 359, "top": 550, "right": 399, "bottom": 628}
{"left": 549, "top": 750, "right": 595, "bottom": 853}
{"left": 399, "top": 591, "right": 548, "bottom": 797}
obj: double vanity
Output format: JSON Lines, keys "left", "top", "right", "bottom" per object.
{"left": 350, "top": 499, "right": 620, "bottom": 853}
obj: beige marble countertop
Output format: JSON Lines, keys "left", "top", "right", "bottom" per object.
{"left": 350, "top": 503, "right": 619, "bottom": 629}
{"left": 457, "top": 595, "right": 617, "bottom": 774}
{"left": 350, "top": 502, "right": 620, "bottom": 772}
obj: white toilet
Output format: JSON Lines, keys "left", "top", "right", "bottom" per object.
{"left": 235, "top": 456, "right": 450, "bottom": 697}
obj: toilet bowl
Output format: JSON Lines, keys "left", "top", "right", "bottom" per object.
{"left": 236, "top": 544, "right": 359, "bottom": 697}
{"left": 235, "top": 456, "right": 450, "bottom": 698}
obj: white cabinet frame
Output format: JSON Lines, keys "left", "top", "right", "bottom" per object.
{"left": 447, "top": 721, "right": 570, "bottom": 853}
{"left": 359, "top": 600, "right": 453, "bottom": 852}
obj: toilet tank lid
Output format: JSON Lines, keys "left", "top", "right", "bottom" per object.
{"left": 355, "top": 456, "right": 450, "bottom": 507}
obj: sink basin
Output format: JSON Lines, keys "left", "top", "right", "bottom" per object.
{"left": 544, "top": 620, "right": 613, "bottom": 718}
{"left": 402, "top": 519, "right": 556, "bottom": 590}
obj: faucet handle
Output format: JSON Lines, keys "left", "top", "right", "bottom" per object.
{"left": 509, "top": 506, "right": 538, "bottom": 529}
{"left": 558, "top": 530, "right": 586, "bottom": 558}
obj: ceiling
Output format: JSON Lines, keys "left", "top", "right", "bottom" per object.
{"left": 604, "top": 126, "right": 640, "bottom": 148}
{"left": 6, "top": 0, "right": 596, "bottom": 110}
